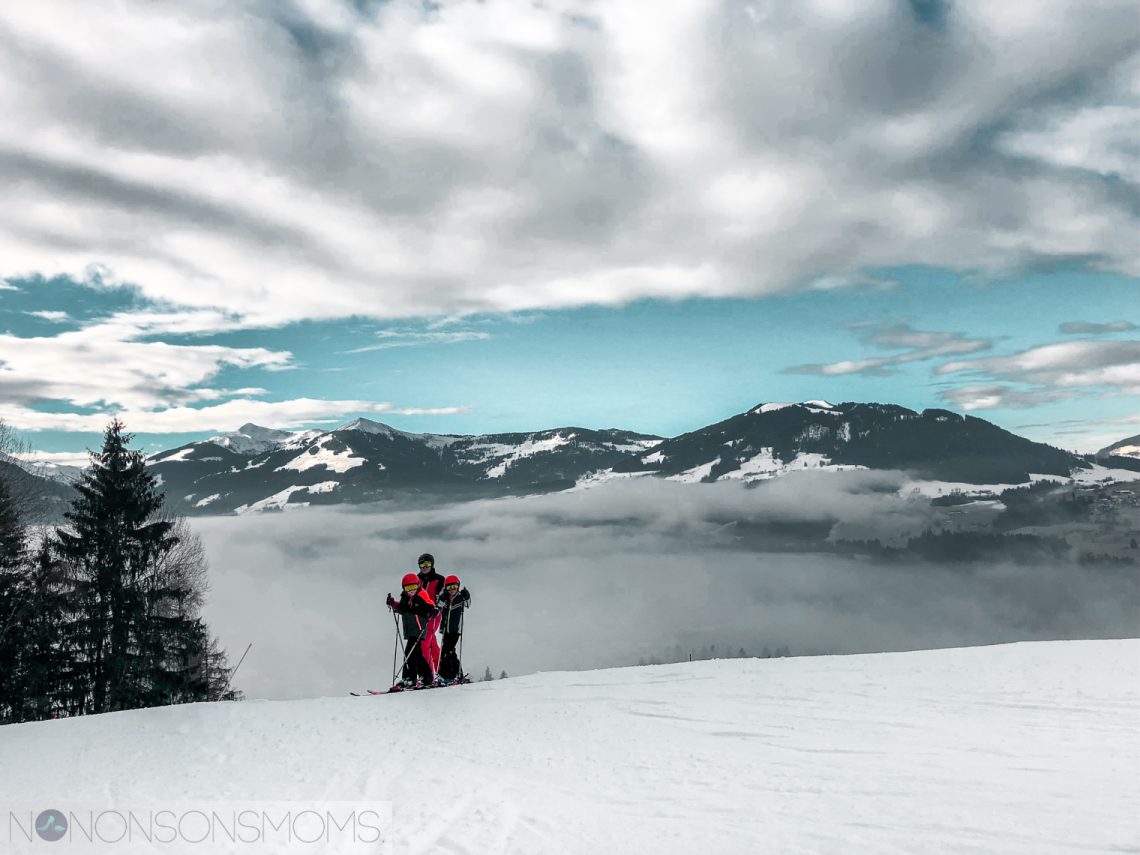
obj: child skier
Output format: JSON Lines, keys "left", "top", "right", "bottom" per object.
{"left": 415, "top": 553, "right": 447, "bottom": 673}
{"left": 436, "top": 575, "right": 471, "bottom": 685}
{"left": 386, "top": 573, "right": 438, "bottom": 689}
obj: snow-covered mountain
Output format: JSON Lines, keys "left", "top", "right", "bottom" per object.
{"left": 0, "top": 640, "right": 1134, "bottom": 854}
{"left": 148, "top": 418, "right": 662, "bottom": 514}
{"left": 601, "top": 400, "right": 1085, "bottom": 486}
{"left": 142, "top": 401, "right": 1120, "bottom": 514}
{"left": 1096, "top": 433, "right": 1140, "bottom": 469}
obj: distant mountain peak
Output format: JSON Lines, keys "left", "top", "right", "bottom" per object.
{"left": 1097, "top": 434, "right": 1140, "bottom": 460}
{"left": 749, "top": 400, "right": 836, "bottom": 415}
{"left": 210, "top": 424, "right": 297, "bottom": 455}
{"left": 234, "top": 423, "right": 292, "bottom": 438}
{"left": 337, "top": 417, "right": 398, "bottom": 436}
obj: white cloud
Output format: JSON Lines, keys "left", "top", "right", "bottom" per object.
{"left": 0, "top": 0, "right": 1134, "bottom": 323}
{"left": 345, "top": 329, "right": 493, "bottom": 353}
{"left": 786, "top": 324, "right": 991, "bottom": 376}
{"left": 1059, "top": 321, "right": 1137, "bottom": 334}
{"left": 28, "top": 310, "right": 69, "bottom": 322}
{"left": 0, "top": 398, "right": 471, "bottom": 433}
{"left": 940, "top": 385, "right": 1079, "bottom": 412}
{"left": 0, "top": 315, "right": 292, "bottom": 410}
{"left": 937, "top": 340, "right": 1140, "bottom": 436}
{"left": 938, "top": 340, "right": 1140, "bottom": 396}
{"left": 15, "top": 449, "right": 91, "bottom": 468}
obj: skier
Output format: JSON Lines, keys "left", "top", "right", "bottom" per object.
{"left": 415, "top": 553, "right": 447, "bottom": 673}
{"left": 436, "top": 575, "right": 471, "bottom": 685}
{"left": 386, "top": 573, "right": 438, "bottom": 689}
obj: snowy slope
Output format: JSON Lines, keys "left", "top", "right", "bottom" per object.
{"left": 1, "top": 640, "right": 1136, "bottom": 854}
{"left": 1098, "top": 433, "right": 1140, "bottom": 460}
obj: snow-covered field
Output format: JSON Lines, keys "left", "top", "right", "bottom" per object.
{"left": 1, "top": 640, "right": 1136, "bottom": 854}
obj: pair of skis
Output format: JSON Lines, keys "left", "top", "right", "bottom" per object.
{"left": 351, "top": 675, "right": 471, "bottom": 696}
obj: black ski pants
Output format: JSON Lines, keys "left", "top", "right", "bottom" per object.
{"left": 402, "top": 637, "right": 434, "bottom": 684}
{"left": 439, "top": 631, "right": 463, "bottom": 680}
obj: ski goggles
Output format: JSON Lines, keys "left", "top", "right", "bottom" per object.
{"left": 418, "top": 561, "right": 433, "bottom": 568}
{"left": 445, "top": 584, "right": 459, "bottom": 591}
{"left": 402, "top": 583, "right": 419, "bottom": 592}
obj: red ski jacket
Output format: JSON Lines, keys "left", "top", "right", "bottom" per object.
{"left": 416, "top": 568, "right": 447, "bottom": 601}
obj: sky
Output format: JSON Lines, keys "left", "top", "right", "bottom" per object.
{"left": 0, "top": 0, "right": 1137, "bottom": 464}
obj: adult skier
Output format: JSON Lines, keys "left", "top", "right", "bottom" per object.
{"left": 415, "top": 553, "right": 447, "bottom": 673}
{"left": 436, "top": 575, "right": 471, "bottom": 685}
{"left": 386, "top": 573, "right": 438, "bottom": 688}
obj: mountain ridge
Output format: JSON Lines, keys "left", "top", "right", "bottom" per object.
{"left": 134, "top": 401, "right": 1119, "bottom": 515}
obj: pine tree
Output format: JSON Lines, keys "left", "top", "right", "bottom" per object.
{"left": 499, "top": 670, "right": 508, "bottom": 680}
{"left": 55, "top": 420, "right": 202, "bottom": 713}
{"left": 482, "top": 666, "right": 493, "bottom": 682}
{"left": 0, "top": 469, "right": 29, "bottom": 722}
{"left": 13, "top": 537, "right": 73, "bottom": 721}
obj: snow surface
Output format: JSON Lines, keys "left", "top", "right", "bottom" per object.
{"left": 667, "top": 456, "right": 720, "bottom": 482}
{"left": 1069, "top": 462, "right": 1140, "bottom": 483}
{"left": 0, "top": 640, "right": 1135, "bottom": 854}
{"left": 1110, "top": 444, "right": 1140, "bottom": 459}
{"left": 154, "top": 447, "right": 196, "bottom": 463}
{"left": 275, "top": 444, "right": 365, "bottom": 475}
{"left": 234, "top": 482, "right": 341, "bottom": 513}
{"left": 569, "top": 469, "right": 656, "bottom": 490}
{"left": 718, "top": 449, "right": 867, "bottom": 481}
{"left": 750, "top": 400, "right": 836, "bottom": 415}
{"left": 903, "top": 464, "right": 1140, "bottom": 498}
{"left": 469, "top": 434, "right": 574, "bottom": 479}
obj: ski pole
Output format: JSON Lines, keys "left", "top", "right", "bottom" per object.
{"left": 219, "top": 642, "right": 252, "bottom": 700}
{"left": 390, "top": 610, "right": 401, "bottom": 686}
{"left": 392, "top": 617, "right": 430, "bottom": 682}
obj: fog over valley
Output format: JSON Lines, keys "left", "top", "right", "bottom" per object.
{"left": 193, "top": 475, "right": 1139, "bottom": 699}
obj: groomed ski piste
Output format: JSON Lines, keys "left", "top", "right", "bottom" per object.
{"left": 1, "top": 640, "right": 1136, "bottom": 854}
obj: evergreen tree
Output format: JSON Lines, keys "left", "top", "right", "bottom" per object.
{"left": 499, "top": 670, "right": 508, "bottom": 680}
{"left": 55, "top": 420, "right": 205, "bottom": 713}
{"left": 482, "top": 666, "right": 493, "bottom": 682}
{"left": 12, "top": 537, "right": 73, "bottom": 721}
{"left": 0, "top": 469, "right": 29, "bottom": 722}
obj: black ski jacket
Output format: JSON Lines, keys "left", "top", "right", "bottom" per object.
{"left": 392, "top": 589, "right": 438, "bottom": 640}
{"left": 437, "top": 588, "right": 471, "bottom": 634}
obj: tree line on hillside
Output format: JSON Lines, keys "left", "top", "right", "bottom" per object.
{"left": 0, "top": 420, "right": 239, "bottom": 725}
{"left": 634, "top": 644, "right": 794, "bottom": 667}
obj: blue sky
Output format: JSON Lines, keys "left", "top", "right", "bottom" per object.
{"left": 0, "top": 1, "right": 1137, "bottom": 461}
{"left": 4, "top": 266, "right": 1136, "bottom": 457}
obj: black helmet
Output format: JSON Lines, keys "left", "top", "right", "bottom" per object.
{"left": 417, "top": 553, "right": 435, "bottom": 568}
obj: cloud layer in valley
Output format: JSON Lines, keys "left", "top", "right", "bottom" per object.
{"left": 192, "top": 475, "right": 1138, "bottom": 699}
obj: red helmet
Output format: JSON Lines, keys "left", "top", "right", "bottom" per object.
{"left": 401, "top": 573, "right": 419, "bottom": 588}
{"left": 444, "top": 575, "right": 461, "bottom": 587}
